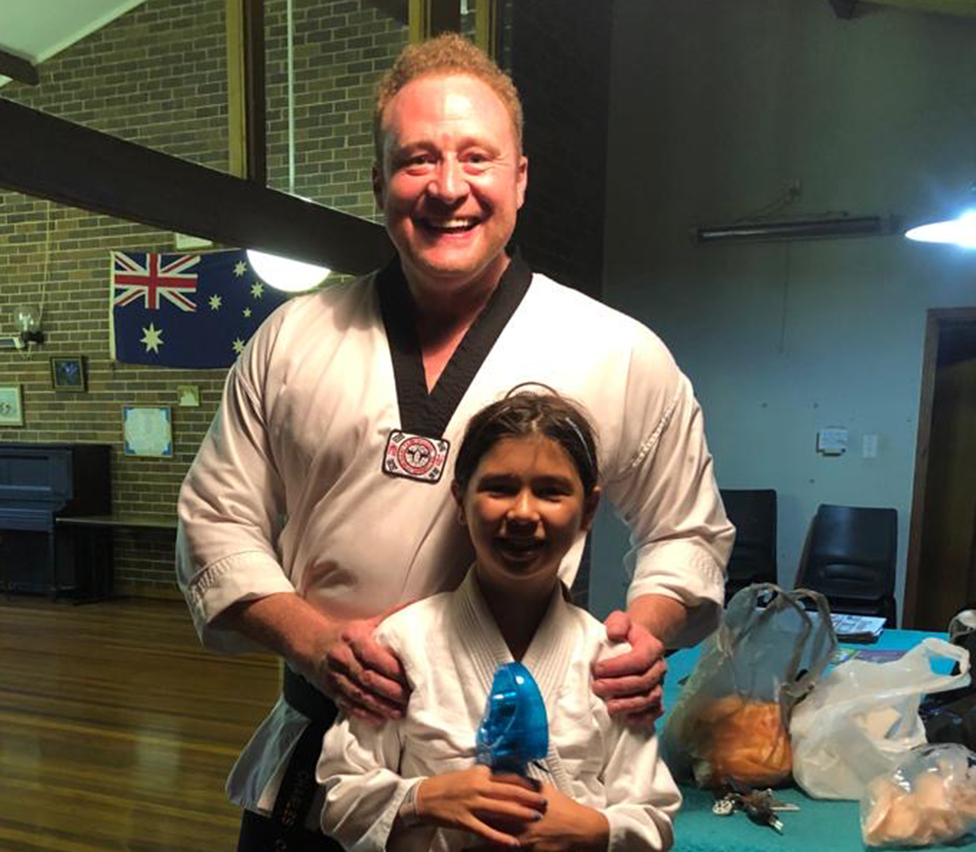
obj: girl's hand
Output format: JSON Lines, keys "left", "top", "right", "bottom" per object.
{"left": 518, "top": 783, "right": 609, "bottom": 852}
{"left": 415, "top": 766, "right": 547, "bottom": 847}
{"left": 461, "top": 784, "right": 609, "bottom": 852}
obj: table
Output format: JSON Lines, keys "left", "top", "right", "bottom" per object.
{"left": 55, "top": 513, "right": 177, "bottom": 601}
{"left": 661, "top": 628, "right": 973, "bottom": 852}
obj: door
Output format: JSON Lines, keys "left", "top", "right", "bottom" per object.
{"left": 905, "top": 312, "right": 976, "bottom": 630}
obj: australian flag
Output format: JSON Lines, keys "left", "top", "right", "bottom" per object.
{"left": 110, "top": 248, "right": 290, "bottom": 368}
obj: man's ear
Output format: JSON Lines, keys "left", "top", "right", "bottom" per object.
{"left": 515, "top": 155, "right": 528, "bottom": 210}
{"left": 372, "top": 162, "right": 385, "bottom": 211}
{"left": 580, "top": 486, "right": 601, "bottom": 533}
{"left": 451, "top": 480, "right": 467, "bottom": 525}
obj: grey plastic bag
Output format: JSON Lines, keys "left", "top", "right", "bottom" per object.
{"left": 663, "top": 584, "right": 837, "bottom": 788}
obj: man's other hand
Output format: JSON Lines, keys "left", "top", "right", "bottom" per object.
{"left": 591, "top": 610, "right": 667, "bottom": 727}
{"left": 316, "top": 611, "right": 409, "bottom": 725}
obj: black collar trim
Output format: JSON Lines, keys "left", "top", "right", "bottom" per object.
{"left": 377, "top": 253, "right": 533, "bottom": 437}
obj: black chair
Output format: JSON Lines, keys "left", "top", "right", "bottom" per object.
{"left": 720, "top": 489, "right": 778, "bottom": 603}
{"left": 795, "top": 504, "right": 898, "bottom": 626}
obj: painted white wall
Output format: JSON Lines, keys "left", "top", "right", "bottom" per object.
{"left": 590, "top": 0, "right": 976, "bottom": 623}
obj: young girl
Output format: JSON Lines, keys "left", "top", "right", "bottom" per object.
{"left": 317, "top": 391, "right": 680, "bottom": 852}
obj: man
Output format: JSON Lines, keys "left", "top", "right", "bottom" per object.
{"left": 176, "top": 33, "right": 733, "bottom": 852}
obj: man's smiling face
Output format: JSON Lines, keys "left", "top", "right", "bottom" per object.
{"left": 374, "top": 73, "right": 528, "bottom": 299}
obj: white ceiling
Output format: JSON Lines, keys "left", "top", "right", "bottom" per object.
{"left": 0, "top": 0, "right": 147, "bottom": 87}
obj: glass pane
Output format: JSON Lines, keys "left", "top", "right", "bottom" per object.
{"left": 265, "top": 0, "right": 410, "bottom": 220}
{"left": 1, "top": 0, "right": 231, "bottom": 173}
{"left": 1, "top": 0, "right": 409, "bottom": 197}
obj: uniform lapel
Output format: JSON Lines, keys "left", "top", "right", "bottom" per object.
{"left": 450, "top": 570, "right": 511, "bottom": 698}
{"left": 376, "top": 253, "right": 533, "bottom": 438}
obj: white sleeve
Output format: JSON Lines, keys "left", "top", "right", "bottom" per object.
{"left": 605, "top": 330, "right": 735, "bottom": 646}
{"left": 318, "top": 714, "right": 422, "bottom": 852}
{"left": 175, "top": 316, "right": 295, "bottom": 652}
{"left": 601, "top": 723, "right": 682, "bottom": 852}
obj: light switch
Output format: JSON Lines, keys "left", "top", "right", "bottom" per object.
{"left": 862, "top": 433, "right": 878, "bottom": 459}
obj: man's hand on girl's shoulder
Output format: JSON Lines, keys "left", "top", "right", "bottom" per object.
{"left": 316, "top": 610, "right": 410, "bottom": 725}
{"left": 591, "top": 610, "right": 667, "bottom": 728}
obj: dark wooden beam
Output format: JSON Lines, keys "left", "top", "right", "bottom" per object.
{"left": 0, "top": 46, "right": 39, "bottom": 85}
{"left": 474, "top": 0, "right": 501, "bottom": 59}
{"left": 409, "top": 0, "right": 461, "bottom": 41}
{"left": 830, "top": 0, "right": 859, "bottom": 19}
{"left": 226, "top": 0, "right": 266, "bottom": 184}
{"left": 429, "top": 0, "right": 461, "bottom": 35}
{"left": 0, "top": 99, "right": 393, "bottom": 275}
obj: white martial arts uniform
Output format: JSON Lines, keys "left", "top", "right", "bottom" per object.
{"left": 176, "top": 257, "right": 732, "bottom": 820}
{"left": 318, "top": 570, "right": 682, "bottom": 852}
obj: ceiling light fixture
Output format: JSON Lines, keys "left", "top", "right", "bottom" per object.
{"left": 695, "top": 215, "right": 897, "bottom": 245}
{"left": 246, "top": 0, "right": 330, "bottom": 292}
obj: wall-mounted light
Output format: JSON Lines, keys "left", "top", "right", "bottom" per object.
{"left": 694, "top": 215, "right": 898, "bottom": 244}
{"left": 904, "top": 186, "right": 976, "bottom": 249}
{"left": 0, "top": 305, "right": 45, "bottom": 349}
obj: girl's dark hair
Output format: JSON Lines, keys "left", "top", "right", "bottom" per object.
{"left": 454, "top": 388, "right": 599, "bottom": 495}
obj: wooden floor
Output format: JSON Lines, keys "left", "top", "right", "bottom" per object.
{"left": 0, "top": 594, "right": 280, "bottom": 852}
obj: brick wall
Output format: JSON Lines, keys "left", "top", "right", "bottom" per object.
{"left": 0, "top": 0, "right": 406, "bottom": 597}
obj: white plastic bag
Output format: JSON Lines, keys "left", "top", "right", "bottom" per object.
{"left": 790, "top": 637, "right": 970, "bottom": 800}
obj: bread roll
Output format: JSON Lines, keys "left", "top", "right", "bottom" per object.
{"left": 683, "top": 694, "right": 792, "bottom": 788}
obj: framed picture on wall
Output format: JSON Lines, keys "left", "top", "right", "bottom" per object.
{"left": 176, "top": 384, "right": 200, "bottom": 407}
{"left": 123, "top": 406, "right": 173, "bottom": 457}
{"left": 50, "top": 356, "right": 87, "bottom": 391}
{"left": 0, "top": 385, "right": 24, "bottom": 426}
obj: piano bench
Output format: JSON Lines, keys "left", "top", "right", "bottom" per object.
{"left": 55, "top": 514, "right": 178, "bottom": 601}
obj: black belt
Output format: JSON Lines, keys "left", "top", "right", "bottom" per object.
{"left": 268, "top": 669, "right": 339, "bottom": 840}
{"left": 283, "top": 667, "right": 338, "bottom": 722}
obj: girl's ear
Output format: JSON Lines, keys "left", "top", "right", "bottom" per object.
{"left": 580, "top": 486, "right": 601, "bottom": 533}
{"left": 451, "top": 480, "right": 467, "bottom": 526}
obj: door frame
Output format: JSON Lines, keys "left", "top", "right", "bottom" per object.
{"left": 904, "top": 307, "right": 976, "bottom": 627}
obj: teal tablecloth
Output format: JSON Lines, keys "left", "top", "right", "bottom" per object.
{"left": 662, "top": 628, "right": 974, "bottom": 852}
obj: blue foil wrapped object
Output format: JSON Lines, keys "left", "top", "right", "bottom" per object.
{"left": 476, "top": 662, "right": 549, "bottom": 775}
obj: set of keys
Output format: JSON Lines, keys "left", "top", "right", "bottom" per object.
{"left": 711, "top": 778, "right": 800, "bottom": 834}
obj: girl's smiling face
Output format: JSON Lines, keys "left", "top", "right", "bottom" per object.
{"left": 455, "top": 434, "right": 600, "bottom": 598}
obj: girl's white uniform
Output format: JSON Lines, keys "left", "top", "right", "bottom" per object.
{"left": 319, "top": 570, "right": 682, "bottom": 852}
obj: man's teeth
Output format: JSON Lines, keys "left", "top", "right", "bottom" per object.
{"left": 426, "top": 219, "right": 476, "bottom": 231}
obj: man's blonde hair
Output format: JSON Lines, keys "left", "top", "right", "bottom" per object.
{"left": 373, "top": 32, "right": 523, "bottom": 161}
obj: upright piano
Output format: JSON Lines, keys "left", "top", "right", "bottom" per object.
{"left": 0, "top": 443, "right": 111, "bottom": 598}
